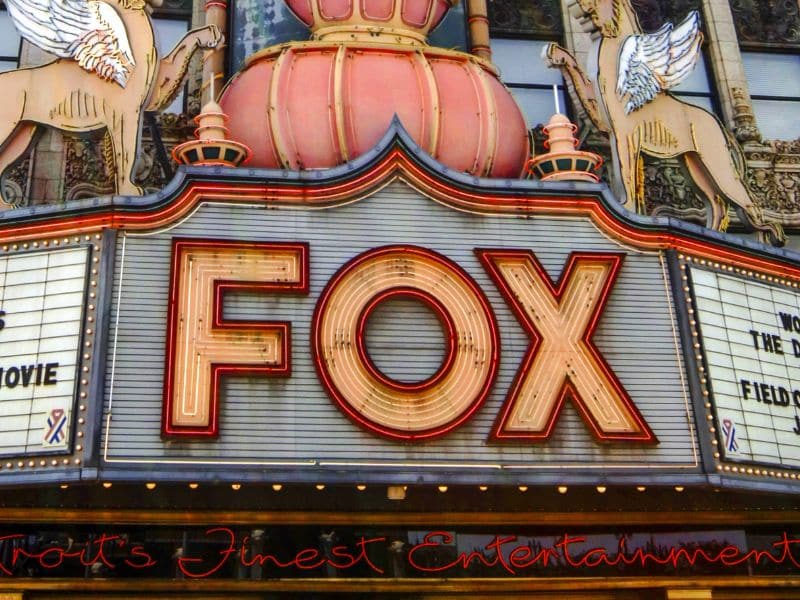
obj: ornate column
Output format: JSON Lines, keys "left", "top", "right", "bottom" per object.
{"left": 202, "top": 0, "right": 227, "bottom": 103}
{"left": 699, "top": 0, "right": 753, "bottom": 132}
{"left": 466, "top": 0, "right": 491, "bottom": 60}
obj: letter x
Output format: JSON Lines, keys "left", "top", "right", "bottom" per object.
{"left": 477, "top": 250, "right": 656, "bottom": 442}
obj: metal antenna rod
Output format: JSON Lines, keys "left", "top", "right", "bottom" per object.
{"left": 553, "top": 84, "right": 561, "bottom": 114}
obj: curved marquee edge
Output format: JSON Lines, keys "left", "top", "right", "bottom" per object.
{"left": 0, "top": 118, "right": 797, "bottom": 279}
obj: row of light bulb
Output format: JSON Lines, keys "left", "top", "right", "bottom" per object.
{"left": 59, "top": 483, "right": 687, "bottom": 494}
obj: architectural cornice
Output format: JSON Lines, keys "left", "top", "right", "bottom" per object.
{"left": 0, "top": 120, "right": 798, "bottom": 278}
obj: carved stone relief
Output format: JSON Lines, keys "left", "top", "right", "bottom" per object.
{"left": 574, "top": 132, "right": 709, "bottom": 224}
{"left": 487, "top": 0, "right": 562, "bottom": 37}
{"left": 1, "top": 157, "right": 31, "bottom": 207}
{"left": 723, "top": 86, "right": 800, "bottom": 224}
{"left": 534, "top": 122, "right": 710, "bottom": 225}
{"left": 63, "top": 136, "right": 115, "bottom": 201}
{"left": 631, "top": 0, "right": 701, "bottom": 32}
{"left": 2, "top": 111, "right": 195, "bottom": 207}
{"left": 741, "top": 142, "right": 800, "bottom": 221}
{"left": 729, "top": 0, "right": 800, "bottom": 48}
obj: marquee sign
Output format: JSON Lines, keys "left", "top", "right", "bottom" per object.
{"left": 100, "top": 182, "right": 698, "bottom": 480}
{"left": 3, "top": 140, "right": 800, "bottom": 491}
{"left": 0, "top": 246, "right": 89, "bottom": 456}
{"left": 162, "top": 242, "right": 656, "bottom": 443}
{"left": 689, "top": 261, "right": 800, "bottom": 471}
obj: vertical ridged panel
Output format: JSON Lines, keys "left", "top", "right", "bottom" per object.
{"left": 332, "top": 45, "right": 349, "bottom": 162}
{"left": 429, "top": 57, "right": 484, "bottom": 175}
{"left": 342, "top": 49, "right": 426, "bottom": 158}
{"left": 468, "top": 60, "right": 497, "bottom": 176}
{"left": 486, "top": 72, "right": 528, "bottom": 178}
{"left": 221, "top": 60, "right": 280, "bottom": 168}
{"left": 271, "top": 47, "right": 340, "bottom": 169}
{"left": 224, "top": 46, "right": 528, "bottom": 177}
{"left": 415, "top": 49, "right": 439, "bottom": 155}
{"left": 103, "top": 182, "right": 696, "bottom": 471}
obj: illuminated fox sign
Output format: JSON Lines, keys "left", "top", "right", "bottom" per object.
{"left": 161, "top": 240, "right": 655, "bottom": 444}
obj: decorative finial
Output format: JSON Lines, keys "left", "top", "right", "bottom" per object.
{"left": 527, "top": 113, "right": 602, "bottom": 182}
{"left": 731, "top": 87, "right": 762, "bottom": 145}
{"left": 172, "top": 96, "right": 251, "bottom": 167}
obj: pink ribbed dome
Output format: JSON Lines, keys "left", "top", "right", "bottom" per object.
{"left": 219, "top": 0, "right": 529, "bottom": 178}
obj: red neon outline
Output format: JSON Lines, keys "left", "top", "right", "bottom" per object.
{"left": 161, "top": 238, "right": 309, "bottom": 438}
{"left": 476, "top": 249, "right": 656, "bottom": 444}
{"left": 312, "top": 245, "right": 500, "bottom": 440}
{"left": 355, "top": 286, "right": 457, "bottom": 393}
{"left": 4, "top": 144, "right": 800, "bottom": 290}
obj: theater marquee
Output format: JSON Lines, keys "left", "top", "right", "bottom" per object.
{"left": 162, "top": 241, "right": 656, "bottom": 442}
{"left": 3, "top": 141, "right": 800, "bottom": 493}
{"left": 102, "top": 181, "right": 699, "bottom": 481}
{"left": 0, "top": 246, "right": 90, "bottom": 456}
{"left": 688, "top": 260, "right": 800, "bottom": 471}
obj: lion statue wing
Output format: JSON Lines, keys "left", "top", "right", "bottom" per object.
{"left": 4, "top": 0, "right": 136, "bottom": 87}
{"left": 615, "top": 10, "right": 703, "bottom": 114}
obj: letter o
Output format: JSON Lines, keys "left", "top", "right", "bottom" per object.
{"left": 5, "top": 367, "right": 19, "bottom": 388}
{"left": 313, "top": 246, "right": 499, "bottom": 439}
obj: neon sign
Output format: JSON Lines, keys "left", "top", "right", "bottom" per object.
{"left": 478, "top": 250, "right": 654, "bottom": 442}
{"left": 2, "top": 527, "right": 799, "bottom": 578}
{"left": 161, "top": 240, "right": 308, "bottom": 436}
{"left": 162, "top": 241, "right": 654, "bottom": 443}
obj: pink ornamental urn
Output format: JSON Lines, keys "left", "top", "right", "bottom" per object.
{"left": 220, "top": 0, "right": 529, "bottom": 177}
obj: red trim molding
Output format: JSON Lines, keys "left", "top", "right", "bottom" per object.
{"left": 0, "top": 146, "right": 798, "bottom": 287}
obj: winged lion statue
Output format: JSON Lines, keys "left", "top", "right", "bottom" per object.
{"left": 543, "top": 0, "right": 784, "bottom": 246}
{"left": 0, "top": 0, "right": 222, "bottom": 205}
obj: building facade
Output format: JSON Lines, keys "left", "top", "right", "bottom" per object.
{"left": 0, "top": 0, "right": 799, "bottom": 598}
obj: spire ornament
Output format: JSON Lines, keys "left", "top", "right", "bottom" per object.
{"left": 527, "top": 113, "right": 602, "bottom": 182}
{"left": 172, "top": 98, "right": 251, "bottom": 167}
